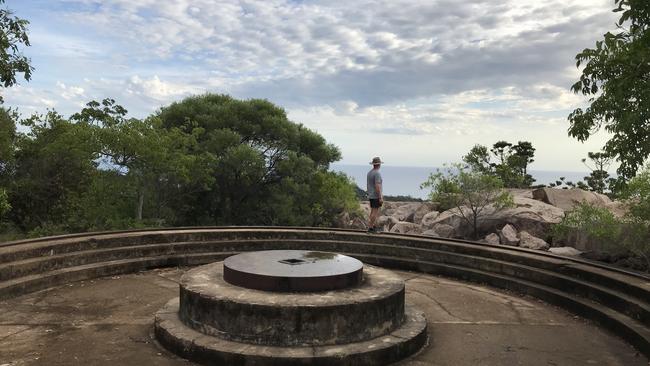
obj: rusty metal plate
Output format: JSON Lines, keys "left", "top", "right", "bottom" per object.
{"left": 223, "top": 250, "right": 363, "bottom": 292}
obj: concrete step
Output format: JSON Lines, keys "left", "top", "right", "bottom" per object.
{"left": 1, "top": 238, "right": 648, "bottom": 328}
{"left": 355, "top": 253, "right": 650, "bottom": 358}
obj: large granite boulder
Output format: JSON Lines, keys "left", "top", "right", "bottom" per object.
{"left": 499, "top": 224, "right": 519, "bottom": 246}
{"left": 519, "top": 231, "right": 549, "bottom": 250}
{"left": 477, "top": 196, "right": 565, "bottom": 238}
{"left": 376, "top": 215, "right": 399, "bottom": 231}
{"left": 427, "top": 208, "right": 471, "bottom": 236}
{"left": 484, "top": 233, "right": 500, "bottom": 245}
{"left": 390, "top": 221, "right": 421, "bottom": 234}
{"left": 413, "top": 202, "right": 438, "bottom": 224}
{"left": 420, "top": 211, "right": 441, "bottom": 229}
{"left": 532, "top": 187, "right": 611, "bottom": 211}
{"left": 422, "top": 224, "right": 455, "bottom": 238}
{"left": 390, "top": 202, "right": 422, "bottom": 222}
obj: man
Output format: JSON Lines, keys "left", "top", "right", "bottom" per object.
{"left": 366, "top": 156, "right": 383, "bottom": 233}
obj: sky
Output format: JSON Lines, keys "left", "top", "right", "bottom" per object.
{"left": 2, "top": 0, "right": 621, "bottom": 171}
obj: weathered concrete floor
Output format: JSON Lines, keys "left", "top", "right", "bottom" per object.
{"left": 0, "top": 268, "right": 646, "bottom": 366}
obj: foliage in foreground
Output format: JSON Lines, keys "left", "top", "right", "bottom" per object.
{"left": 568, "top": 0, "right": 650, "bottom": 182}
{"left": 0, "top": 95, "right": 360, "bottom": 239}
{"left": 0, "top": 0, "right": 33, "bottom": 102}
{"left": 553, "top": 203, "right": 650, "bottom": 271}
{"left": 421, "top": 163, "right": 514, "bottom": 239}
{"left": 553, "top": 164, "right": 650, "bottom": 271}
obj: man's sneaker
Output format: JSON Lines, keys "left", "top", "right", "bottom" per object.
{"left": 374, "top": 226, "right": 383, "bottom": 233}
{"left": 367, "top": 227, "right": 376, "bottom": 233}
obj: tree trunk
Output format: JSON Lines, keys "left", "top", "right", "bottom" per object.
{"left": 137, "top": 189, "right": 144, "bottom": 221}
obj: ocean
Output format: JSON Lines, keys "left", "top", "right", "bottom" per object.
{"left": 331, "top": 164, "right": 592, "bottom": 199}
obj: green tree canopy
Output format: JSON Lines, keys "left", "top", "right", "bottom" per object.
{"left": 462, "top": 141, "right": 536, "bottom": 188}
{"left": 156, "top": 94, "right": 348, "bottom": 225}
{"left": 568, "top": 0, "right": 650, "bottom": 181}
{"left": 421, "top": 163, "right": 514, "bottom": 239}
{"left": 0, "top": 0, "right": 33, "bottom": 101}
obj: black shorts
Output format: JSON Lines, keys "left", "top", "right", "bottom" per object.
{"left": 369, "top": 199, "right": 383, "bottom": 208}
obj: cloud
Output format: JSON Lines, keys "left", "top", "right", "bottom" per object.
{"left": 4, "top": 0, "right": 621, "bottom": 170}
{"left": 53, "top": 0, "right": 615, "bottom": 108}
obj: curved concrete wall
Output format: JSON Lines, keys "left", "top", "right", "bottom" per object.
{"left": 1, "top": 227, "right": 648, "bottom": 357}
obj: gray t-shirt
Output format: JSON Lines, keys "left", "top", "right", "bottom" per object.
{"left": 367, "top": 169, "right": 383, "bottom": 199}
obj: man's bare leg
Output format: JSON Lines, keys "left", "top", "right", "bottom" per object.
{"left": 369, "top": 207, "right": 379, "bottom": 229}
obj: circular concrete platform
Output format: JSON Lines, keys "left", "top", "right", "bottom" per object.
{"left": 0, "top": 268, "right": 646, "bottom": 366}
{"left": 223, "top": 250, "right": 363, "bottom": 292}
{"left": 157, "top": 298, "right": 427, "bottom": 366}
{"left": 180, "top": 263, "right": 405, "bottom": 346}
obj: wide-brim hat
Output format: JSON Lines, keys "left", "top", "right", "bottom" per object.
{"left": 369, "top": 157, "right": 384, "bottom": 165}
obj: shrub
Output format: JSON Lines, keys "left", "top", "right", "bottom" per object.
{"left": 553, "top": 202, "right": 650, "bottom": 271}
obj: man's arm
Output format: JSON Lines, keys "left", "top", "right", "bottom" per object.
{"left": 375, "top": 181, "right": 383, "bottom": 203}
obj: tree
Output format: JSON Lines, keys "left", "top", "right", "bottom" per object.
{"left": 462, "top": 141, "right": 536, "bottom": 188}
{"left": 71, "top": 98, "right": 210, "bottom": 224}
{"left": 0, "top": 0, "right": 33, "bottom": 101}
{"left": 568, "top": 0, "right": 650, "bottom": 181}
{"left": 510, "top": 141, "right": 536, "bottom": 186}
{"left": 8, "top": 111, "right": 98, "bottom": 233}
{"left": 421, "top": 163, "right": 514, "bottom": 239}
{"left": 622, "top": 163, "right": 650, "bottom": 221}
{"left": 0, "top": 106, "right": 16, "bottom": 176}
{"left": 581, "top": 151, "right": 616, "bottom": 194}
{"left": 0, "top": 187, "right": 9, "bottom": 220}
{"left": 463, "top": 144, "right": 492, "bottom": 174}
{"left": 156, "top": 94, "right": 352, "bottom": 226}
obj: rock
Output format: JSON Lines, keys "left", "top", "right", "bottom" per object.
{"left": 413, "top": 203, "right": 437, "bottom": 224}
{"left": 428, "top": 208, "right": 470, "bottom": 236}
{"left": 390, "top": 203, "right": 422, "bottom": 222}
{"left": 429, "top": 224, "right": 456, "bottom": 238}
{"left": 499, "top": 224, "right": 519, "bottom": 246}
{"left": 548, "top": 246, "right": 582, "bottom": 256}
{"left": 477, "top": 196, "right": 565, "bottom": 238}
{"left": 484, "top": 233, "right": 500, "bottom": 245}
{"left": 605, "top": 200, "right": 629, "bottom": 218}
{"left": 507, "top": 188, "right": 534, "bottom": 199}
{"left": 532, "top": 187, "right": 611, "bottom": 211}
{"left": 518, "top": 231, "right": 549, "bottom": 250}
{"left": 389, "top": 221, "right": 421, "bottom": 234}
{"left": 376, "top": 215, "right": 399, "bottom": 232}
{"left": 350, "top": 217, "right": 367, "bottom": 230}
{"left": 422, "top": 229, "right": 438, "bottom": 237}
{"left": 420, "top": 211, "right": 441, "bottom": 229}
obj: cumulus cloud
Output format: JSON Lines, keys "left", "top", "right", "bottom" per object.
{"left": 4, "top": 0, "right": 621, "bottom": 169}
{"left": 55, "top": 0, "right": 615, "bottom": 108}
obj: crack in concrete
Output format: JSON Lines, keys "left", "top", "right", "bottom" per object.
{"left": 0, "top": 326, "right": 32, "bottom": 342}
{"left": 409, "top": 289, "right": 470, "bottom": 322}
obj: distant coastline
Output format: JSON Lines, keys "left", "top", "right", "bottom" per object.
{"left": 331, "top": 163, "right": 592, "bottom": 199}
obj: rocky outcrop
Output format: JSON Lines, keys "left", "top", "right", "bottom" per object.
{"left": 484, "top": 233, "right": 500, "bottom": 245}
{"left": 499, "top": 224, "right": 519, "bottom": 246}
{"left": 518, "top": 231, "right": 549, "bottom": 251}
{"left": 428, "top": 208, "right": 471, "bottom": 236}
{"left": 413, "top": 203, "right": 438, "bottom": 224}
{"left": 376, "top": 215, "right": 399, "bottom": 231}
{"left": 420, "top": 211, "right": 440, "bottom": 229}
{"left": 477, "top": 197, "right": 564, "bottom": 238}
{"left": 351, "top": 188, "right": 625, "bottom": 254}
{"left": 422, "top": 224, "right": 455, "bottom": 238}
{"left": 532, "top": 187, "right": 611, "bottom": 211}
{"left": 390, "top": 203, "right": 421, "bottom": 222}
{"left": 390, "top": 222, "right": 421, "bottom": 234}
